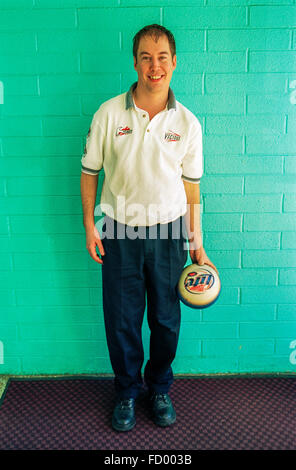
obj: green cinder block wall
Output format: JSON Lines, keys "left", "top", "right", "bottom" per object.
{"left": 0, "top": 0, "right": 296, "bottom": 375}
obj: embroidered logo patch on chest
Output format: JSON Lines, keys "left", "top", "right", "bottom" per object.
{"left": 164, "top": 130, "right": 181, "bottom": 142}
{"left": 116, "top": 126, "right": 133, "bottom": 136}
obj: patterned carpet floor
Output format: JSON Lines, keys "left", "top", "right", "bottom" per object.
{"left": 0, "top": 376, "right": 295, "bottom": 450}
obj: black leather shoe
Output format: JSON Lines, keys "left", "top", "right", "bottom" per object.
{"left": 149, "top": 393, "right": 176, "bottom": 427}
{"left": 112, "top": 398, "right": 136, "bottom": 432}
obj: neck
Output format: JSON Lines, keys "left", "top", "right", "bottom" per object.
{"left": 133, "top": 83, "right": 169, "bottom": 112}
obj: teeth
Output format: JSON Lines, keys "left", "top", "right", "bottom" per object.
{"left": 150, "top": 76, "right": 161, "bottom": 79}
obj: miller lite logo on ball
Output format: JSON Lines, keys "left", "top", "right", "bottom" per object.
{"left": 184, "top": 269, "right": 214, "bottom": 294}
{"left": 178, "top": 264, "right": 221, "bottom": 309}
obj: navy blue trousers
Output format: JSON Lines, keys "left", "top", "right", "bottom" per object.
{"left": 101, "top": 216, "right": 187, "bottom": 399}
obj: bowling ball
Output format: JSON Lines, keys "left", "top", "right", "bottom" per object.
{"left": 177, "top": 264, "right": 221, "bottom": 309}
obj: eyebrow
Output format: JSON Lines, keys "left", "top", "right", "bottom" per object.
{"left": 139, "top": 51, "right": 169, "bottom": 56}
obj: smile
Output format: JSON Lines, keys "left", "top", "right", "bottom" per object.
{"left": 148, "top": 75, "right": 164, "bottom": 81}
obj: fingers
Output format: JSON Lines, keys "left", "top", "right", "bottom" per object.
{"left": 204, "top": 261, "right": 219, "bottom": 275}
{"left": 96, "top": 237, "right": 105, "bottom": 257}
{"left": 202, "top": 255, "right": 219, "bottom": 275}
{"left": 189, "top": 245, "right": 205, "bottom": 265}
{"left": 189, "top": 249, "right": 204, "bottom": 265}
{"left": 88, "top": 246, "right": 103, "bottom": 264}
{"left": 189, "top": 248, "right": 219, "bottom": 275}
{"left": 87, "top": 239, "right": 105, "bottom": 265}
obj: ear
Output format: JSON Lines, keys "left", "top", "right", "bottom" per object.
{"left": 172, "top": 54, "right": 177, "bottom": 70}
{"left": 133, "top": 56, "right": 137, "bottom": 70}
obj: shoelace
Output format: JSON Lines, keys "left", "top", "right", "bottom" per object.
{"left": 151, "top": 394, "right": 170, "bottom": 405}
{"left": 118, "top": 399, "right": 133, "bottom": 409}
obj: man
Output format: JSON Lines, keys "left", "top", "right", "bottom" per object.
{"left": 80, "top": 24, "right": 217, "bottom": 432}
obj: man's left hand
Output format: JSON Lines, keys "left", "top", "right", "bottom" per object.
{"left": 189, "top": 245, "right": 219, "bottom": 275}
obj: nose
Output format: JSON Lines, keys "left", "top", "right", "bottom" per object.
{"left": 150, "top": 56, "right": 160, "bottom": 70}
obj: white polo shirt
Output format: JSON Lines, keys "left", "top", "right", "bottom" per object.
{"left": 81, "top": 82, "right": 203, "bottom": 227}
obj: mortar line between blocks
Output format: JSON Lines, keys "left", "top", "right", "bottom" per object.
{"left": 284, "top": 115, "right": 288, "bottom": 134}
{"left": 245, "top": 48, "right": 249, "bottom": 73}
{"left": 246, "top": 6, "right": 250, "bottom": 27}
{"left": 289, "top": 29, "right": 293, "bottom": 50}
{"left": 160, "top": 7, "right": 163, "bottom": 26}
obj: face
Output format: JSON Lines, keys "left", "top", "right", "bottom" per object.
{"left": 133, "top": 34, "right": 176, "bottom": 95}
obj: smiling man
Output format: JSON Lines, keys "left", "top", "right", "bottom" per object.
{"left": 133, "top": 33, "right": 176, "bottom": 112}
{"left": 80, "top": 24, "right": 217, "bottom": 432}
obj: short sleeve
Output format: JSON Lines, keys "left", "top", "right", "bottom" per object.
{"left": 81, "top": 114, "right": 104, "bottom": 176}
{"left": 182, "top": 118, "right": 203, "bottom": 184}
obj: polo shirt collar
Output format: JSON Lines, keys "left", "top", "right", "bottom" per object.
{"left": 125, "top": 82, "right": 176, "bottom": 111}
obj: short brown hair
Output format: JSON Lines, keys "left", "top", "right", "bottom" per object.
{"left": 133, "top": 24, "right": 176, "bottom": 62}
